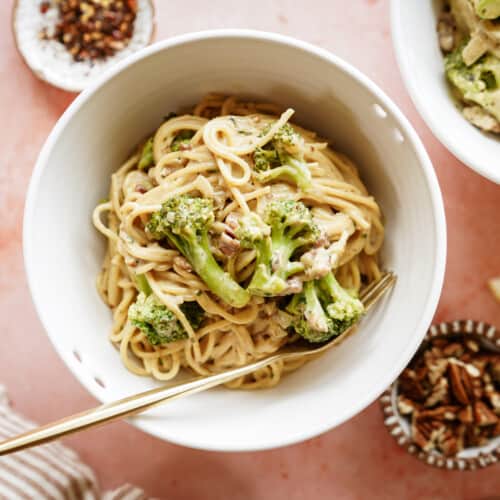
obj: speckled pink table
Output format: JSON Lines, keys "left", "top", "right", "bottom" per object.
{"left": 2, "top": 0, "right": 500, "bottom": 498}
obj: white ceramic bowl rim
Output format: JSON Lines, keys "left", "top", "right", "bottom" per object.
{"left": 391, "top": 1, "right": 500, "bottom": 184}
{"left": 23, "top": 29, "right": 447, "bottom": 451}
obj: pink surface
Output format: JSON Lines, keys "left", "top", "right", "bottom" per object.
{"left": 1, "top": 0, "right": 500, "bottom": 498}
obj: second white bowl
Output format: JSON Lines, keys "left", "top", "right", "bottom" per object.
{"left": 391, "top": 0, "right": 500, "bottom": 184}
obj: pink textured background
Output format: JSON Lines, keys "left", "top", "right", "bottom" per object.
{"left": 2, "top": 0, "right": 500, "bottom": 498}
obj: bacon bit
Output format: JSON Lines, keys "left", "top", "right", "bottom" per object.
{"left": 281, "top": 278, "right": 303, "bottom": 295}
{"left": 173, "top": 256, "right": 192, "bottom": 272}
{"left": 224, "top": 226, "right": 237, "bottom": 239}
{"left": 179, "top": 143, "right": 192, "bottom": 151}
{"left": 314, "top": 232, "right": 329, "bottom": 248}
{"left": 301, "top": 247, "right": 330, "bottom": 280}
{"left": 124, "top": 256, "right": 138, "bottom": 267}
{"left": 219, "top": 232, "right": 240, "bottom": 256}
{"left": 225, "top": 213, "right": 239, "bottom": 231}
{"left": 437, "top": 12, "right": 457, "bottom": 53}
{"left": 135, "top": 184, "right": 147, "bottom": 194}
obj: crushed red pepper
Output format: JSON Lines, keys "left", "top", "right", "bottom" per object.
{"left": 39, "top": 0, "right": 137, "bottom": 62}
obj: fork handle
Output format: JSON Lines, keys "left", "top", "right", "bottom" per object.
{"left": 0, "top": 271, "right": 394, "bottom": 456}
{"left": 0, "top": 355, "right": 279, "bottom": 456}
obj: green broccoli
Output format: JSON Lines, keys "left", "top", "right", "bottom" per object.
{"left": 171, "top": 130, "right": 195, "bottom": 152}
{"left": 128, "top": 292, "right": 204, "bottom": 345}
{"left": 286, "top": 272, "right": 364, "bottom": 343}
{"left": 445, "top": 46, "right": 500, "bottom": 122}
{"left": 475, "top": 0, "right": 500, "bottom": 19}
{"left": 253, "top": 123, "right": 312, "bottom": 190}
{"left": 178, "top": 300, "right": 205, "bottom": 330}
{"left": 236, "top": 200, "right": 319, "bottom": 297}
{"left": 134, "top": 273, "right": 152, "bottom": 295}
{"left": 235, "top": 212, "right": 270, "bottom": 247}
{"left": 146, "top": 195, "right": 251, "bottom": 308}
{"left": 138, "top": 137, "right": 154, "bottom": 170}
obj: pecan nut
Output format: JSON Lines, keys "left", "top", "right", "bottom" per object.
{"left": 473, "top": 401, "right": 498, "bottom": 427}
{"left": 448, "top": 362, "right": 473, "bottom": 404}
{"left": 398, "top": 332, "right": 499, "bottom": 457}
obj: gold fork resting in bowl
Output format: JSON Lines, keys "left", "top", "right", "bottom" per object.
{"left": 0, "top": 271, "right": 396, "bottom": 456}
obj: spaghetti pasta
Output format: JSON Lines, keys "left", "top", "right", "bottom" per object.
{"left": 92, "top": 94, "right": 384, "bottom": 389}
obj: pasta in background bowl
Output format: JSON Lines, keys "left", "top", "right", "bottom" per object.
{"left": 24, "top": 30, "right": 446, "bottom": 451}
{"left": 391, "top": 0, "right": 500, "bottom": 184}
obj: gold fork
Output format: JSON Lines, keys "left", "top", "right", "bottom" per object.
{"left": 0, "top": 271, "right": 396, "bottom": 456}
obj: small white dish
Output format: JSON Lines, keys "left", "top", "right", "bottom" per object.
{"left": 391, "top": 0, "right": 500, "bottom": 184}
{"left": 23, "top": 30, "right": 447, "bottom": 451}
{"left": 12, "top": 0, "right": 155, "bottom": 93}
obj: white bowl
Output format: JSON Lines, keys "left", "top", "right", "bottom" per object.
{"left": 23, "top": 30, "right": 447, "bottom": 452}
{"left": 391, "top": 0, "right": 500, "bottom": 184}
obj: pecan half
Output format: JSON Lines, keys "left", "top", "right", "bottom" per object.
{"left": 424, "top": 378, "right": 449, "bottom": 407}
{"left": 465, "top": 339, "right": 480, "bottom": 353}
{"left": 439, "top": 431, "right": 460, "bottom": 456}
{"left": 492, "top": 420, "right": 500, "bottom": 437}
{"left": 457, "top": 405, "right": 474, "bottom": 424}
{"left": 399, "top": 370, "right": 427, "bottom": 402}
{"left": 491, "top": 359, "right": 500, "bottom": 384}
{"left": 419, "top": 406, "right": 459, "bottom": 421}
{"left": 473, "top": 401, "right": 498, "bottom": 427}
{"left": 486, "top": 391, "right": 500, "bottom": 414}
{"left": 448, "top": 363, "right": 472, "bottom": 405}
{"left": 443, "top": 342, "right": 464, "bottom": 357}
{"left": 412, "top": 420, "right": 431, "bottom": 450}
{"left": 427, "top": 358, "right": 448, "bottom": 385}
{"left": 397, "top": 395, "right": 420, "bottom": 415}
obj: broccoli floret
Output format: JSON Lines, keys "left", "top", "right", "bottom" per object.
{"left": 286, "top": 280, "right": 330, "bottom": 342}
{"left": 445, "top": 46, "right": 500, "bottom": 122}
{"left": 138, "top": 137, "right": 154, "bottom": 170}
{"left": 178, "top": 300, "right": 205, "bottom": 330}
{"left": 171, "top": 130, "right": 195, "bottom": 152}
{"left": 146, "top": 195, "right": 250, "bottom": 308}
{"left": 475, "top": 0, "right": 500, "bottom": 19}
{"left": 236, "top": 200, "right": 319, "bottom": 297}
{"left": 286, "top": 272, "right": 364, "bottom": 343}
{"left": 235, "top": 212, "right": 270, "bottom": 247}
{"left": 134, "top": 273, "right": 152, "bottom": 295}
{"left": 253, "top": 123, "right": 312, "bottom": 190}
{"left": 128, "top": 293, "right": 204, "bottom": 345}
{"left": 254, "top": 148, "right": 280, "bottom": 171}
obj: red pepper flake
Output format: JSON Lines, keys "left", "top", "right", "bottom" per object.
{"left": 38, "top": 0, "right": 138, "bottom": 62}
{"left": 40, "top": 1, "right": 51, "bottom": 14}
